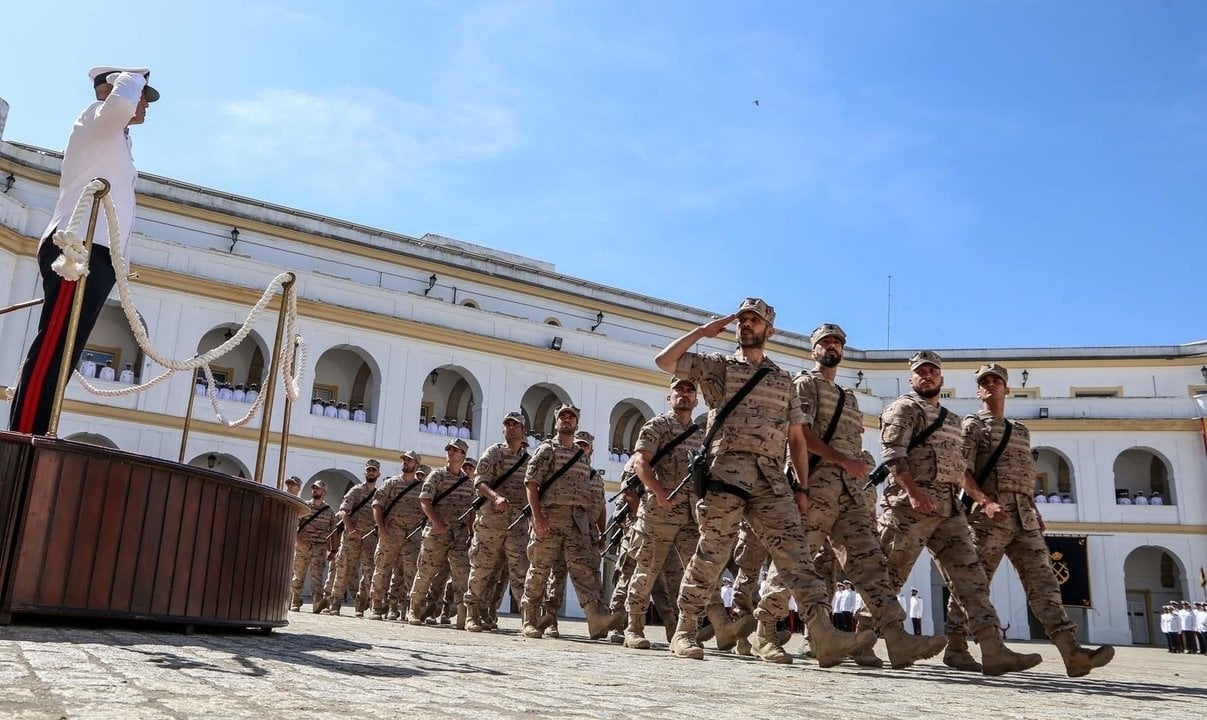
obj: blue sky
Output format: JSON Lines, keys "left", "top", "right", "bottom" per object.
{"left": 3, "top": 1, "right": 1204, "bottom": 350}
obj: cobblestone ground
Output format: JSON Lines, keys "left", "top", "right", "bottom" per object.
{"left": 0, "top": 609, "right": 1203, "bottom": 719}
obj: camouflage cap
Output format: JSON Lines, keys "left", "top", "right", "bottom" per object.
{"left": 462, "top": 456, "right": 478, "bottom": 467}
{"left": 400, "top": 449, "right": 421, "bottom": 462}
{"left": 417, "top": 464, "right": 431, "bottom": 477}
{"left": 908, "top": 350, "right": 943, "bottom": 371}
{"left": 810, "top": 323, "right": 847, "bottom": 347}
{"left": 502, "top": 411, "right": 526, "bottom": 427}
{"left": 285, "top": 475, "right": 301, "bottom": 486}
{"left": 312, "top": 479, "right": 326, "bottom": 490}
{"left": 365, "top": 459, "right": 381, "bottom": 470}
{"left": 573, "top": 430, "right": 595, "bottom": 445}
{"left": 670, "top": 375, "right": 696, "bottom": 390}
{"left": 444, "top": 438, "right": 470, "bottom": 454}
{"left": 975, "top": 363, "right": 1009, "bottom": 384}
{"left": 736, "top": 297, "right": 775, "bottom": 326}
{"left": 555, "top": 404, "right": 581, "bottom": 419}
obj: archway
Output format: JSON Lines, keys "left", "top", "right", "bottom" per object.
{"left": 187, "top": 452, "right": 250, "bottom": 479}
{"left": 520, "top": 383, "right": 573, "bottom": 439}
{"left": 1032, "top": 446, "right": 1076, "bottom": 503}
{"left": 80, "top": 300, "right": 146, "bottom": 383}
{"left": 1123, "top": 545, "right": 1187, "bottom": 645}
{"left": 304, "top": 468, "right": 358, "bottom": 504}
{"left": 609, "top": 399, "right": 655, "bottom": 456}
{"left": 419, "top": 365, "right": 484, "bottom": 439}
{"left": 65, "top": 432, "right": 119, "bottom": 450}
{"left": 312, "top": 345, "right": 381, "bottom": 422}
{"left": 196, "top": 324, "right": 271, "bottom": 397}
{"left": 1113, "top": 448, "right": 1175, "bottom": 505}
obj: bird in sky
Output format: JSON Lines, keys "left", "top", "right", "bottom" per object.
{"left": 752, "top": 100, "right": 760, "bottom": 106}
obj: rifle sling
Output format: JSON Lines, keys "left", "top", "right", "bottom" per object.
{"left": 698, "top": 366, "right": 774, "bottom": 457}
{"left": 975, "top": 420, "right": 1013, "bottom": 488}
{"left": 807, "top": 382, "right": 848, "bottom": 474}
{"left": 378, "top": 479, "right": 422, "bottom": 521}
{"left": 297, "top": 504, "right": 331, "bottom": 533}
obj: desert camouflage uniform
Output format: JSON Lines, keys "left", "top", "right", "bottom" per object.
{"left": 408, "top": 467, "right": 476, "bottom": 618}
{"left": 946, "top": 411, "right": 1076, "bottom": 637}
{"left": 674, "top": 350, "right": 830, "bottom": 625}
{"left": 464, "top": 443, "right": 531, "bottom": 619}
{"left": 877, "top": 393, "right": 1001, "bottom": 633}
{"left": 625, "top": 413, "right": 703, "bottom": 622}
{"left": 369, "top": 474, "right": 425, "bottom": 616}
{"left": 290, "top": 497, "right": 335, "bottom": 608}
{"left": 328, "top": 482, "right": 378, "bottom": 613}
{"left": 765, "top": 371, "right": 912, "bottom": 632}
{"left": 522, "top": 440, "right": 606, "bottom": 615}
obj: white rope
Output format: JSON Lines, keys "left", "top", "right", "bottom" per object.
{"left": 53, "top": 179, "right": 306, "bottom": 426}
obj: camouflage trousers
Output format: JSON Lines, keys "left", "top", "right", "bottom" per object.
{"left": 731, "top": 523, "right": 766, "bottom": 615}
{"left": 767, "top": 473, "right": 907, "bottom": 630}
{"left": 523, "top": 505, "right": 604, "bottom": 613}
{"left": 678, "top": 458, "right": 828, "bottom": 624}
{"left": 624, "top": 500, "right": 697, "bottom": 619}
{"left": 465, "top": 507, "right": 530, "bottom": 613}
{"left": 328, "top": 533, "right": 377, "bottom": 611}
{"left": 408, "top": 523, "right": 470, "bottom": 616}
{"left": 290, "top": 540, "right": 328, "bottom": 608}
{"left": 369, "top": 530, "right": 420, "bottom": 613}
{"left": 878, "top": 505, "right": 1000, "bottom": 633}
{"left": 946, "top": 498, "right": 1075, "bottom": 637}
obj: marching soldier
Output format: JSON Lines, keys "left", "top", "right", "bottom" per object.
{"left": 464, "top": 411, "right": 532, "bottom": 632}
{"left": 944, "top": 363, "right": 1114, "bottom": 676}
{"left": 520, "top": 405, "right": 621, "bottom": 639}
{"left": 876, "top": 351, "right": 1041, "bottom": 675}
{"left": 320, "top": 459, "right": 380, "bottom": 616}
{"left": 766, "top": 324, "right": 947, "bottom": 668}
{"left": 369, "top": 451, "right": 426, "bottom": 621}
{"left": 290, "top": 479, "right": 336, "bottom": 612}
{"left": 623, "top": 377, "right": 738, "bottom": 650}
{"left": 408, "top": 438, "right": 476, "bottom": 629}
{"left": 655, "top": 298, "right": 873, "bottom": 665}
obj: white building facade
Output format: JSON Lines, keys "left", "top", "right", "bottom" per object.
{"left": 1, "top": 98, "right": 1203, "bottom": 639}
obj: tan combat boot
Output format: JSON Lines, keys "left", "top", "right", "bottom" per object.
{"left": 586, "top": 605, "right": 625, "bottom": 640}
{"left": 386, "top": 604, "right": 400, "bottom": 621}
{"left": 942, "top": 632, "right": 982, "bottom": 672}
{"left": 734, "top": 636, "right": 753, "bottom": 656}
{"left": 975, "top": 627, "right": 1043, "bottom": 676}
{"left": 850, "top": 645, "right": 884, "bottom": 668}
{"left": 483, "top": 606, "right": 499, "bottom": 631}
{"left": 805, "top": 606, "right": 876, "bottom": 668}
{"left": 312, "top": 597, "right": 328, "bottom": 614}
{"left": 1052, "top": 630, "right": 1115, "bottom": 677}
{"left": 370, "top": 606, "right": 386, "bottom": 621}
{"left": 465, "top": 604, "right": 485, "bottom": 633}
{"left": 708, "top": 607, "right": 756, "bottom": 652}
{"left": 669, "top": 616, "right": 705, "bottom": 660}
{"left": 624, "top": 612, "right": 651, "bottom": 650}
{"left": 521, "top": 603, "right": 545, "bottom": 639}
{"left": 882, "top": 623, "right": 948, "bottom": 669}
{"left": 407, "top": 600, "right": 425, "bottom": 626}
{"left": 751, "top": 620, "right": 792, "bottom": 664}
{"left": 455, "top": 604, "right": 467, "bottom": 631}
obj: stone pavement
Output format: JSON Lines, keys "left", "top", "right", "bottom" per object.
{"left": 0, "top": 609, "right": 1203, "bottom": 720}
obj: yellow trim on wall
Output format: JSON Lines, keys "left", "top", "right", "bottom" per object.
{"left": 1045, "top": 522, "right": 1207, "bottom": 535}
{"left": 1070, "top": 386, "right": 1124, "bottom": 398}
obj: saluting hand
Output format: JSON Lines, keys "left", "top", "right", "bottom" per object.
{"left": 698, "top": 313, "right": 737, "bottom": 339}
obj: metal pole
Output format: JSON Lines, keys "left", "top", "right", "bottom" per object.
{"left": 253, "top": 273, "right": 295, "bottom": 485}
{"left": 48, "top": 179, "right": 110, "bottom": 438}
{"left": 275, "top": 335, "right": 300, "bottom": 490}
{"left": 0, "top": 298, "right": 43, "bottom": 317}
{"left": 178, "top": 370, "right": 200, "bottom": 463}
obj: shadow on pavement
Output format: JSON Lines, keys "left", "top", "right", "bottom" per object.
{"left": 2, "top": 618, "right": 507, "bottom": 681}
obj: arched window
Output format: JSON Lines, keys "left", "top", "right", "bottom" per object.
{"left": 521, "top": 383, "right": 573, "bottom": 439}
{"left": 1032, "top": 446, "right": 1076, "bottom": 503}
{"left": 545, "top": 317, "right": 561, "bottom": 327}
{"left": 312, "top": 345, "right": 381, "bottom": 423}
{"left": 609, "top": 399, "right": 655, "bottom": 456}
{"left": 419, "top": 365, "right": 484, "bottom": 440}
{"left": 461, "top": 299, "right": 480, "bottom": 310}
{"left": 1113, "top": 447, "right": 1175, "bottom": 505}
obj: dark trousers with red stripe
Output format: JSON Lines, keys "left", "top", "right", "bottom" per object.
{"left": 8, "top": 238, "right": 116, "bottom": 435}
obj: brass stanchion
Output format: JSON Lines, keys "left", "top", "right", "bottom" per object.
{"left": 178, "top": 370, "right": 201, "bottom": 463}
{"left": 0, "top": 298, "right": 43, "bottom": 317}
{"left": 253, "top": 273, "right": 296, "bottom": 485}
{"left": 48, "top": 178, "right": 110, "bottom": 438}
{"left": 275, "top": 335, "right": 300, "bottom": 490}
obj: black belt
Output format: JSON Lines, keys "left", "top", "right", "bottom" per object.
{"left": 705, "top": 480, "right": 752, "bottom": 500}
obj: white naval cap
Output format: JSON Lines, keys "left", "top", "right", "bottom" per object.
{"left": 88, "top": 66, "right": 160, "bottom": 102}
